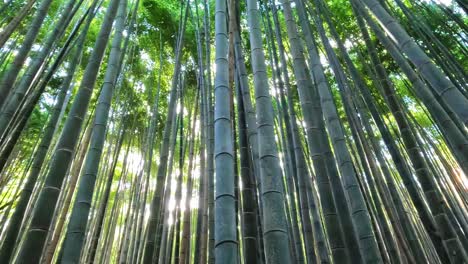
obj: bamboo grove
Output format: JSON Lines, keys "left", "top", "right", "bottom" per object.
{"left": 0, "top": 0, "right": 466, "bottom": 263}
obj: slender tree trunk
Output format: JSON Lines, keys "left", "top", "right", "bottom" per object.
{"left": 60, "top": 0, "right": 127, "bottom": 261}
{"left": 178, "top": 91, "right": 199, "bottom": 264}
{"left": 0, "top": 2, "right": 96, "bottom": 259}
{"left": 42, "top": 119, "right": 93, "bottom": 264}
{"left": 278, "top": 1, "right": 351, "bottom": 262}
{"left": 0, "top": 0, "right": 82, "bottom": 136}
{"left": 354, "top": 2, "right": 468, "bottom": 262}
{"left": 14, "top": 0, "right": 120, "bottom": 261}
{"left": 306, "top": 1, "right": 385, "bottom": 262}
{"left": 353, "top": 1, "right": 468, "bottom": 175}
{"left": 245, "top": 0, "right": 293, "bottom": 263}
{"left": 355, "top": 0, "right": 468, "bottom": 124}
{"left": 86, "top": 128, "right": 126, "bottom": 263}
{"left": 0, "top": 0, "right": 55, "bottom": 108}
{"left": 0, "top": 5, "right": 89, "bottom": 168}
{"left": 0, "top": 0, "right": 36, "bottom": 49}
{"left": 213, "top": 0, "right": 239, "bottom": 261}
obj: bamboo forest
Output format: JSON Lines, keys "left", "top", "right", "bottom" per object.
{"left": 0, "top": 0, "right": 467, "bottom": 263}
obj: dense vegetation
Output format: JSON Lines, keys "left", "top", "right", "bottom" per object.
{"left": 0, "top": 0, "right": 466, "bottom": 263}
